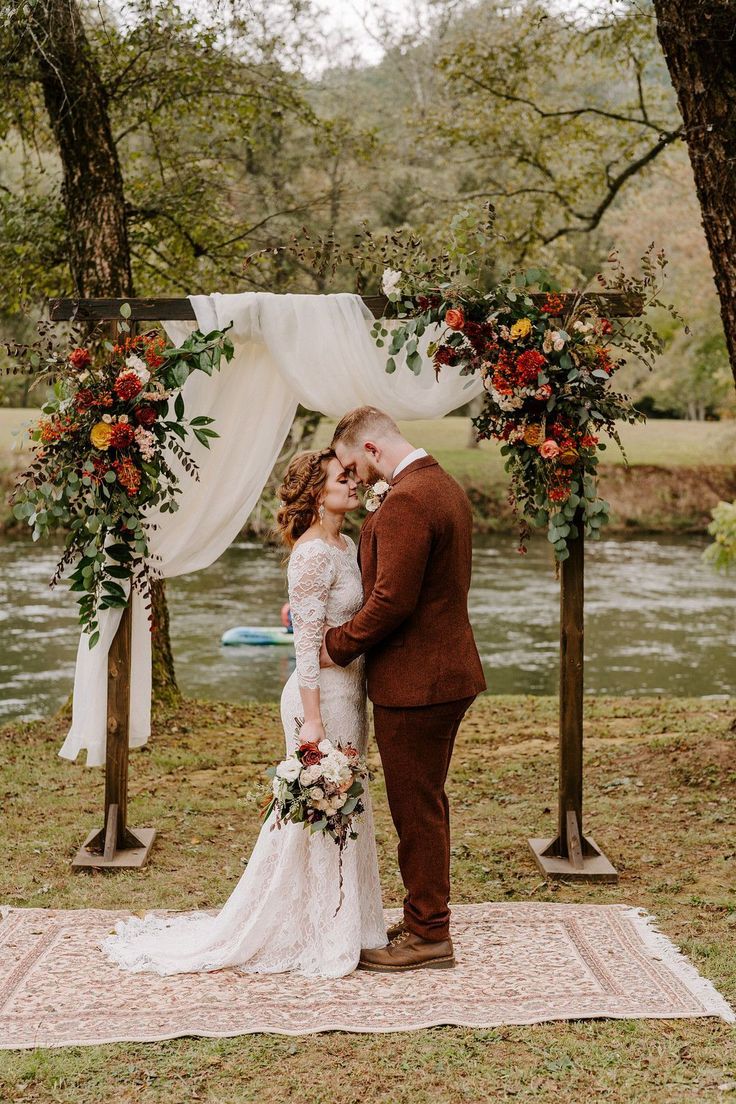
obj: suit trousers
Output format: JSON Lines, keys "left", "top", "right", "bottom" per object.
{"left": 372, "top": 695, "right": 475, "bottom": 942}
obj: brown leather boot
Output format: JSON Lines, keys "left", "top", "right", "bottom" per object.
{"left": 359, "top": 929, "right": 455, "bottom": 972}
{"left": 385, "top": 918, "right": 406, "bottom": 942}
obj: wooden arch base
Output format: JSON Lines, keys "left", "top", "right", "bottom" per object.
{"left": 72, "top": 601, "right": 156, "bottom": 871}
{"left": 528, "top": 516, "right": 618, "bottom": 883}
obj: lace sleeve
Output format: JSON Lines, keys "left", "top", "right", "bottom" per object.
{"left": 287, "top": 542, "right": 336, "bottom": 690}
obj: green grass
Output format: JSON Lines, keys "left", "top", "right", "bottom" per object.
{"left": 1, "top": 695, "right": 734, "bottom": 1103}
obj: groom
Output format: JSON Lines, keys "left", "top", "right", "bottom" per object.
{"left": 321, "top": 406, "right": 486, "bottom": 971}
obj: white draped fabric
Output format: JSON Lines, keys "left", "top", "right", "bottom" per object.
{"left": 59, "top": 291, "right": 483, "bottom": 767}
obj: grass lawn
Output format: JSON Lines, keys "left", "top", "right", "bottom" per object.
{"left": 1, "top": 695, "right": 734, "bottom": 1102}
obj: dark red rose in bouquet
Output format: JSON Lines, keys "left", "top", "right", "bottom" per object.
{"left": 433, "top": 344, "right": 461, "bottom": 368}
{"left": 74, "top": 387, "right": 96, "bottom": 411}
{"left": 134, "top": 404, "right": 158, "bottom": 427}
{"left": 300, "top": 742, "right": 323, "bottom": 767}
{"left": 69, "top": 347, "right": 91, "bottom": 371}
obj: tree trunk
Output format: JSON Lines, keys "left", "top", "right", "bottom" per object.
{"left": 26, "top": 0, "right": 179, "bottom": 702}
{"left": 653, "top": 1, "right": 736, "bottom": 386}
{"left": 26, "top": 0, "right": 132, "bottom": 299}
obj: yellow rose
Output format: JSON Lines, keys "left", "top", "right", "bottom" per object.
{"left": 90, "top": 421, "right": 113, "bottom": 450}
{"left": 523, "top": 423, "right": 545, "bottom": 446}
{"left": 510, "top": 318, "right": 532, "bottom": 341}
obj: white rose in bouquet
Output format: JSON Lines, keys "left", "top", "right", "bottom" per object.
{"left": 301, "top": 764, "right": 323, "bottom": 785}
{"left": 381, "top": 268, "right": 402, "bottom": 296}
{"left": 318, "top": 739, "right": 333, "bottom": 754}
{"left": 275, "top": 758, "right": 301, "bottom": 782}
{"left": 125, "top": 353, "right": 151, "bottom": 385}
{"left": 321, "top": 753, "right": 352, "bottom": 785}
{"left": 310, "top": 786, "right": 325, "bottom": 801}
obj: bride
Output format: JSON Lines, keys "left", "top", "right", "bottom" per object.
{"left": 101, "top": 447, "right": 387, "bottom": 979}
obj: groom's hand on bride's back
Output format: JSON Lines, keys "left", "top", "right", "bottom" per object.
{"left": 320, "top": 634, "right": 336, "bottom": 669}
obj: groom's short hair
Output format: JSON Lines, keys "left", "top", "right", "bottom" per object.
{"left": 332, "top": 406, "right": 401, "bottom": 446}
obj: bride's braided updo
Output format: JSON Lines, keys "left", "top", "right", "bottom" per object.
{"left": 276, "top": 447, "right": 335, "bottom": 547}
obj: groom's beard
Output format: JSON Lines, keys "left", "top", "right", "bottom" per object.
{"left": 363, "top": 461, "right": 384, "bottom": 486}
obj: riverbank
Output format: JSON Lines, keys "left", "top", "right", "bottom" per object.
{"left": 462, "top": 463, "right": 736, "bottom": 534}
{"left": 1, "top": 694, "right": 734, "bottom": 1102}
{"left": 2, "top": 411, "right": 735, "bottom": 536}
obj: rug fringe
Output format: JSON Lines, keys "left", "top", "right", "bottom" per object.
{"left": 622, "top": 906, "right": 735, "bottom": 1023}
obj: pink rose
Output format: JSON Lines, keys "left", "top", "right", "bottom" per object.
{"left": 540, "top": 439, "right": 561, "bottom": 459}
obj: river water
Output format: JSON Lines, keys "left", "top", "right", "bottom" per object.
{"left": 1, "top": 534, "right": 733, "bottom": 724}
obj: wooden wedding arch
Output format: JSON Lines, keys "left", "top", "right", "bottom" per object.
{"left": 49, "top": 290, "right": 642, "bottom": 882}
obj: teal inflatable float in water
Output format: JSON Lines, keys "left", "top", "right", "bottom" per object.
{"left": 221, "top": 627, "right": 294, "bottom": 647}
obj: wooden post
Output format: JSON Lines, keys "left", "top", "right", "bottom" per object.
{"left": 529, "top": 512, "right": 618, "bottom": 882}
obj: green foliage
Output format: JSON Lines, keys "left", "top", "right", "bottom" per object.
{"left": 430, "top": 0, "right": 680, "bottom": 258}
{"left": 704, "top": 500, "right": 736, "bottom": 572}
{"left": 0, "top": 0, "right": 730, "bottom": 423}
{"left": 0, "top": 0, "right": 376, "bottom": 311}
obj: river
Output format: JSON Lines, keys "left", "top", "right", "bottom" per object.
{"left": 1, "top": 534, "right": 734, "bottom": 724}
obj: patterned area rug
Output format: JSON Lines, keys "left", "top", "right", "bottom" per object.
{"left": 1, "top": 902, "right": 732, "bottom": 1049}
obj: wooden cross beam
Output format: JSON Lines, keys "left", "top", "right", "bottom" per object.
{"left": 49, "top": 292, "right": 641, "bottom": 879}
{"left": 49, "top": 291, "right": 642, "bottom": 323}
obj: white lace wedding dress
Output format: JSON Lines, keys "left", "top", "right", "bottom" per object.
{"left": 100, "top": 535, "right": 387, "bottom": 979}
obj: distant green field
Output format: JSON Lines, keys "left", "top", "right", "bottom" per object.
{"left": 3, "top": 409, "right": 735, "bottom": 485}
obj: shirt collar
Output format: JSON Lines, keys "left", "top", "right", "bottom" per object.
{"left": 392, "top": 447, "right": 428, "bottom": 480}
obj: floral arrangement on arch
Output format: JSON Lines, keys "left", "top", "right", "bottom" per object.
{"left": 6, "top": 308, "right": 234, "bottom": 643}
{"left": 374, "top": 249, "right": 681, "bottom": 560}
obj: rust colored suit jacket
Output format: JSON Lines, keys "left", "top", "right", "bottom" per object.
{"left": 325, "top": 455, "right": 486, "bottom": 707}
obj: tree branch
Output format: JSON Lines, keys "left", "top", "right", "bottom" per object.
{"left": 457, "top": 73, "right": 671, "bottom": 134}
{"left": 540, "top": 126, "right": 684, "bottom": 246}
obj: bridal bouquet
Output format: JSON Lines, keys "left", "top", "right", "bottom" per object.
{"left": 262, "top": 730, "right": 369, "bottom": 912}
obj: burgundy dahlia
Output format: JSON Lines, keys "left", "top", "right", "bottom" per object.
{"left": 109, "top": 422, "right": 135, "bottom": 449}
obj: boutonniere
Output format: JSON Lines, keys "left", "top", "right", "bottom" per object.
{"left": 364, "top": 480, "right": 391, "bottom": 513}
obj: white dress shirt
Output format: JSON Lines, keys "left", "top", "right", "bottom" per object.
{"left": 392, "top": 447, "right": 428, "bottom": 480}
